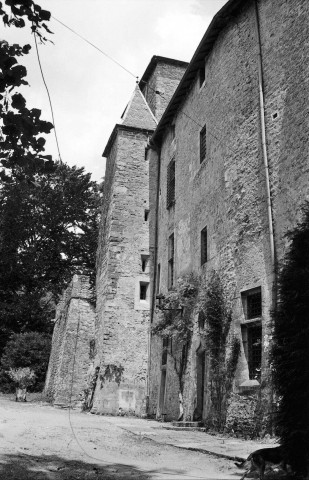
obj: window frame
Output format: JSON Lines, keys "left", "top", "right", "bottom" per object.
{"left": 201, "top": 226, "right": 207, "bottom": 265}
{"left": 200, "top": 125, "right": 206, "bottom": 164}
{"left": 139, "top": 281, "right": 149, "bottom": 301}
{"left": 168, "top": 233, "right": 174, "bottom": 290}
{"left": 166, "top": 158, "right": 176, "bottom": 208}
{"left": 199, "top": 65, "right": 205, "bottom": 88}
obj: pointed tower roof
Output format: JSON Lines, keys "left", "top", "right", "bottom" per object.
{"left": 121, "top": 85, "right": 157, "bottom": 130}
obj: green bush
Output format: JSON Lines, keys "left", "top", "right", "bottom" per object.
{"left": 0, "top": 332, "right": 51, "bottom": 392}
{"left": 272, "top": 204, "right": 309, "bottom": 475}
{"left": 225, "top": 392, "right": 269, "bottom": 439}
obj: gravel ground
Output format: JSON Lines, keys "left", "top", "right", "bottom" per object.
{"left": 0, "top": 395, "right": 238, "bottom": 480}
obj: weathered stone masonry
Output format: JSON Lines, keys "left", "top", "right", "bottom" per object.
{"left": 44, "top": 56, "right": 187, "bottom": 414}
{"left": 148, "top": 0, "right": 309, "bottom": 422}
{"left": 91, "top": 57, "right": 188, "bottom": 415}
{"left": 44, "top": 275, "right": 95, "bottom": 407}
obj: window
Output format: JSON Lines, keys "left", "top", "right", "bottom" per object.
{"left": 144, "top": 209, "right": 149, "bottom": 221}
{"left": 162, "top": 338, "right": 169, "bottom": 366}
{"left": 168, "top": 233, "right": 174, "bottom": 289}
{"left": 241, "top": 287, "right": 262, "bottom": 380}
{"left": 156, "top": 263, "right": 161, "bottom": 294}
{"left": 140, "top": 282, "right": 149, "bottom": 301}
{"left": 167, "top": 158, "right": 175, "bottom": 208}
{"left": 141, "top": 255, "right": 149, "bottom": 273}
{"left": 199, "top": 65, "right": 205, "bottom": 87}
{"left": 242, "top": 288, "right": 262, "bottom": 320}
{"left": 242, "top": 325, "right": 262, "bottom": 380}
{"left": 201, "top": 226, "right": 207, "bottom": 265}
{"left": 170, "top": 124, "right": 175, "bottom": 140}
{"left": 198, "top": 311, "right": 205, "bottom": 332}
{"left": 200, "top": 125, "right": 206, "bottom": 163}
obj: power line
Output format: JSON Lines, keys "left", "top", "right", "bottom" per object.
{"left": 33, "top": 31, "right": 63, "bottom": 163}
{"left": 52, "top": 15, "right": 138, "bottom": 81}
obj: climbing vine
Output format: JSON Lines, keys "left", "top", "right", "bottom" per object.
{"left": 152, "top": 271, "right": 240, "bottom": 428}
{"left": 199, "top": 272, "right": 240, "bottom": 431}
{"left": 152, "top": 274, "right": 199, "bottom": 419}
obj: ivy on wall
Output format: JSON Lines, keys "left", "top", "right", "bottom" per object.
{"left": 199, "top": 272, "right": 240, "bottom": 431}
{"left": 152, "top": 271, "right": 240, "bottom": 428}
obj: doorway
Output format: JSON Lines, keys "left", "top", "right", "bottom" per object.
{"left": 195, "top": 347, "right": 205, "bottom": 421}
{"left": 159, "top": 369, "right": 166, "bottom": 417}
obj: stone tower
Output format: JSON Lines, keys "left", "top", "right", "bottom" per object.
{"left": 92, "top": 57, "right": 188, "bottom": 415}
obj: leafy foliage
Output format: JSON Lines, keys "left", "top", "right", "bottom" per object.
{"left": 152, "top": 272, "right": 240, "bottom": 426}
{"left": 199, "top": 272, "right": 240, "bottom": 431}
{"left": 1, "top": 332, "right": 51, "bottom": 391}
{"left": 0, "top": 2, "right": 101, "bottom": 353}
{"left": 0, "top": 0, "right": 52, "bottom": 39}
{"left": 152, "top": 274, "right": 199, "bottom": 343}
{"left": 272, "top": 204, "right": 309, "bottom": 475}
{"left": 0, "top": 2, "right": 54, "bottom": 178}
{"left": 152, "top": 274, "right": 199, "bottom": 401}
{"left": 8, "top": 367, "right": 36, "bottom": 388}
{"left": 0, "top": 164, "right": 101, "bottom": 351}
{"left": 100, "top": 364, "right": 124, "bottom": 387}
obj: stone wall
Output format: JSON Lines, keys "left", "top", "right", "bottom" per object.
{"left": 93, "top": 59, "right": 188, "bottom": 416}
{"left": 149, "top": 0, "right": 309, "bottom": 422}
{"left": 44, "top": 275, "right": 95, "bottom": 408}
{"left": 140, "top": 58, "right": 188, "bottom": 121}
{"left": 93, "top": 127, "right": 152, "bottom": 415}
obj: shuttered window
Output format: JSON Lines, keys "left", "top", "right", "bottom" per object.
{"left": 167, "top": 158, "right": 175, "bottom": 208}
{"left": 201, "top": 226, "right": 207, "bottom": 265}
{"left": 168, "top": 233, "right": 174, "bottom": 289}
{"left": 200, "top": 125, "right": 206, "bottom": 163}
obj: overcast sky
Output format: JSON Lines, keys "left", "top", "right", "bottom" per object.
{"left": 3, "top": 0, "right": 227, "bottom": 181}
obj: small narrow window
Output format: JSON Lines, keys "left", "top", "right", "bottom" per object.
{"left": 198, "top": 311, "right": 206, "bottom": 331}
{"left": 162, "top": 338, "right": 169, "bottom": 366}
{"left": 200, "top": 125, "right": 206, "bottom": 163}
{"left": 170, "top": 124, "right": 175, "bottom": 140}
{"left": 168, "top": 233, "right": 174, "bottom": 289}
{"left": 199, "top": 65, "right": 205, "bottom": 87}
{"left": 167, "top": 158, "right": 175, "bottom": 208}
{"left": 140, "top": 282, "right": 149, "bottom": 300}
{"left": 156, "top": 263, "right": 161, "bottom": 294}
{"left": 144, "top": 210, "right": 149, "bottom": 221}
{"left": 141, "top": 254, "right": 149, "bottom": 273}
{"left": 201, "top": 226, "right": 207, "bottom": 265}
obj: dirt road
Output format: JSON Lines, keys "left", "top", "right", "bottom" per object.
{"left": 0, "top": 395, "right": 237, "bottom": 480}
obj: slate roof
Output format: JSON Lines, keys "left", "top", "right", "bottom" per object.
{"left": 103, "top": 85, "right": 157, "bottom": 157}
{"left": 121, "top": 85, "right": 157, "bottom": 130}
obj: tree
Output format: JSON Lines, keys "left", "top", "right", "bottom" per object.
{"left": 0, "top": 1, "right": 101, "bottom": 353}
{"left": 0, "top": 164, "right": 100, "bottom": 352}
{"left": 0, "top": 1, "right": 54, "bottom": 177}
{"left": 272, "top": 204, "right": 309, "bottom": 476}
{"left": 1, "top": 332, "right": 51, "bottom": 392}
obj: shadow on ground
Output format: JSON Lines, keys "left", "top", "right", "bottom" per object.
{"left": 0, "top": 453, "right": 151, "bottom": 479}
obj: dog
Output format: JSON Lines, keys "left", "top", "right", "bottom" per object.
{"left": 235, "top": 446, "right": 287, "bottom": 480}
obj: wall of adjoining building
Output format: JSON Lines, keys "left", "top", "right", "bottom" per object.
{"left": 44, "top": 275, "right": 95, "bottom": 408}
{"left": 92, "top": 58, "right": 188, "bottom": 416}
{"left": 140, "top": 58, "right": 189, "bottom": 122}
{"left": 148, "top": 0, "right": 309, "bottom": 422}
{"left": 92, "top": 127, "right": 153, "bottom": 416}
